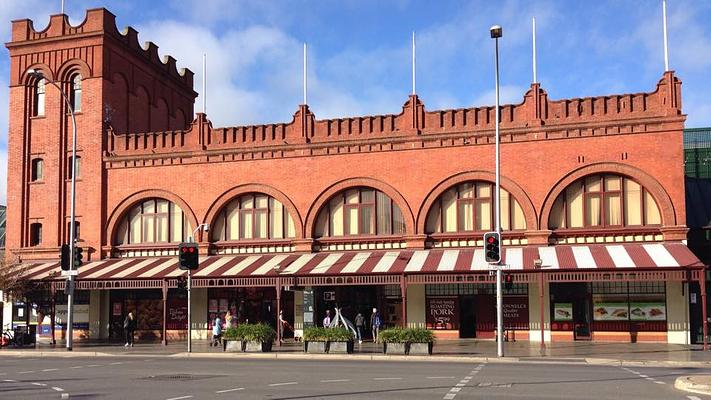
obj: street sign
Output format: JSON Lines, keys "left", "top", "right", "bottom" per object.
{"left": 61, "top": 269, "right": 78, "bottom": 276}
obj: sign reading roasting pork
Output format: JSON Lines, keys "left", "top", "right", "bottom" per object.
{"left": 426, "top": 297, "right": 459, "bottom": 330}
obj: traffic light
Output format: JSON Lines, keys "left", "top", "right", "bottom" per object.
{"left": 60, "top": 244, "right": 70, "bottom": 271}
{"left": 178, "top": 242, "right": 199, "bottom": 270}
{"left": 74, "top": 246, "right": 83, "bottom": 267}
{"left": 504, "top": 273, "right": 513, "bottom": 290}
{"left": 176, "top": 275, "right": 187, "bottom": 290}
{"left": 484, "top": 231, "right": 501, "bottom": 263}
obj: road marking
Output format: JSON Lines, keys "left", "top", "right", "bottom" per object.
{"left": 215, "top": 388, "right": 244, "bottom": 394}
{"left": 653, "top": 381, "right": 665, "bottom": 385}
{"left": 70, "top": 366, "right": 84, "bottom": 369}
{"left": 450, "top": 387, "right": 462, "bottom": 393}
{"left": 31, "top": 382, "right": 47, "bottom": 386}
{"left": 42, "top": 368, "right": 58, "bottom": 372}
{"left": 61, "top": 394, "right": 70, "bottom": 399}
{"left": 455, "top": 383, "right": 465, "bottom": 387}
{"left": 427, "top": 376, "right": 455, "bottom": 379}
{"left": 86, "top": 365, "right": 101, "bottom": 367}
{"left": 269, "top": 382, "right": 298, "bottom": 386}
{"left": 464, "top": 376, "right": 473, "bottom": 380}
{"left": 687, "top": 396, "right": 702, "bottom": 400}
{"left": 320, "top": 379, "right": 350, "bottom": 383}
{"left": 52, "top": 387, "right": 65, "bottom": 392}
{"left": 374, "top": 377, "right": 402, "bottom": 380}
{"left": 3, "top": 379, "right": 17, "bottom": 382}
{"left": 166, "top": 396, "right": 192, "bottom": 400}
{"left": 443, "top": 395, "right": 456, "bottom": 400}
{"left": 639, "top": 374, "right": 648, "bottom": 378}
{"left": 109, "top": 362, "right": 123, "bottom": 365}
{"left": 18, "top": 370, "right": 35, "bottom": 374}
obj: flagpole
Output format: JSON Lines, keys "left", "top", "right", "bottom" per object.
{"left": 662, "top": 0, "right": 669, "bottom": 71}
{"left": 532, "top": 17, "right": 537, "bottom": 83}
{"left": 202, "top": 53, "right": 206, "bottom": 113}
{"left": 303, "top": 43, "right": 308, "bottom": 105}
{"left": 61, "top": 0, "right": 65, "bottom": 14}
{"left": 412, "top": 31, "right": 416, "bottom": 95}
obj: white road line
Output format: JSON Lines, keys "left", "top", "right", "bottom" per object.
{"left": 320, "top": 379, "right": 350, "bottom": 383}
{"left": 464, "top": 376, "right": 473, "bottom": 380}
{"left": 52, "top": 387, "right": 65, "bottom": 392}
{"left": 450, "top": 387, "right": 462, "bottom": 393}
{"left": 215, "top": 388, "right": 244, "bottom": 394}
{"left": 31, "top": 382, "right": 47, "bottom": 386}
{"left": 3, "top": 379, "right": 17, "bottom": 382}
{"left": 455, "top": 383, "right": 465, "bottom": 387}
{"left": 86, "top": 365, "right": 101, "bottom": 367}
{"left": 18, "top": 371, "right": 35, "bottom": 374}
{"left": 427, "top": 376, "right": 455, "bottom": 379}
{"left": 166, "top": 396, "right": 193, "bottom": 400}
{"left": 639, "top": 374, "right": 648, "bottom": 378}
{"left": 269, "top": 382, "right": 298, "bottom": 386}
{"left": 70, "top": 366, "right": 84, "bottom": 369}
{"left": 687, "top": 396, "right": 702, "bottom": 400}
{"left": 61, "top": 393, "right": 70, "bottom": 399}
{"left": 109, "top": 362, "right": 123, "bottom": 365}
{"left": 443, "top": 395, "right": 456, "bottom": 400}
{"left": 653, "top": 381, "right": 665, "bottom": 385}
{"left": 42, "top": 368, "right": 58, "bottom": 372}
{"left": 374, "top": 377, "right": 402, "bottom": 380}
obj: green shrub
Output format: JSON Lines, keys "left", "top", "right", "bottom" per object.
{"left": 226, "top": 323, "right": 276, "bottom": 342}
{"left": 303, "top": 326, "right": 354, "bottom": 341}
{"left": 378, "top": 328, "right": 434, "bottom": 343}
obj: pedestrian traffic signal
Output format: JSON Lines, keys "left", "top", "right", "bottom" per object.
{"left": 74, "top": 246, "right": 83, "bottom": 267}
{"left": 60, "top": 244, "right": 70, "bottom": 271}
{"left": 176, "top": 275, "right": 187, "bottom": 290}
{"left": 504, "top": 273, "right": 513, "bottom": 290}
{"left": 484, "top": 232, "right": 501, "bottom": 263}
{"left": 178, "top": 242, "right": 199, "bottom": 270}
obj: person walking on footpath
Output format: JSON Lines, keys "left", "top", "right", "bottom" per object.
{"left": 354, "top": 312, "right": 365, "bottom": 344}
{"left": 212, "top": 314, "right": 223, "bottom": 347}
{"left": 370, "top": 308, "right": 381, "bottom": 342}
{"left": 123, "top": 312, "right": 136, "bottom": 348}
{"left": 323, "top": 310, "right": 331, "bottom": 328}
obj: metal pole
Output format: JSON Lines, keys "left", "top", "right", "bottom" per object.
{"left": 662, "top": 0, "right": 669, "bottom": 72}
{"left": 187, "top": 269, "right": 192, "bottom": 353}
{"left": 532, "top": 17, "right": 537, "bottom": 84}
{"left": 412, "top": 31, "right": 416, "bottom": 95}
{"left": 202, "top": 53, "right": 207, "bottom": 113}
{"left": 276, "top": 277, "right": 281, "bottom": 346}
{"left": 539, "top": 271, "right": 546, "bottom": 355}
{"left": 494, "top": 32, "right": 504, "bottom": 359}
{"left": 700, "top": 270, "right": 707, "bottom": 351}
{"left": 303, "top": 43, "right": 307, "bottom": 105}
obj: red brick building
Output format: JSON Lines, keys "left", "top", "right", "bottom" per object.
{"left": 4, "top": 8, "right": 705, "bottom": 345}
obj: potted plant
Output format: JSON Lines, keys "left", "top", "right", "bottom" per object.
{"left": 378, "top": 328, "right": 435, "bottom": 355}
{"left": 303, "top": 327, "right": 329, "bottom": 353}
{"left": 223, "top": 323, "right": 276, "bottom": 352}
{"left": 404, "top": 327, "right": 435, "bottom": 355}
{"left": 222, "top": 327, "right": 242, "bottom": 352}
{"left": 325, "top": 327, "right": 354, "bottom": 354}
{"left": 378, "top": 328, "right": 407, "bottom": 355}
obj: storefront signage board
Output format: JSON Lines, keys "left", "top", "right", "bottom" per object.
{"left": 593, "top": 302, "right": 629, "bottom": 321}
{"left": 629, "top": 302, "right": 666, "bottom": 321}
{"left": 426, "top": 297, "right": 459, "bottom": 330}
{"left": 553, "top": 303, "right": 573, "bottom": 321}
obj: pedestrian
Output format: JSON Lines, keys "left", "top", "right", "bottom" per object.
{"left": 354, "top": 312, "right": 365, "bottom": 344}
{"left": 278, "top": 310, "right": 292, "bottom": 344}
{"left": 212, "top": 314, "right": 223, "bottom": 347}
{"left": 123, "top": 311, "right": 136, "bottom": 348}
{"left": 323, "top": 310, "right": 331, "bottom": 328}
{"left": 370, "top": 308, "right": 381, "bottom": 342}
{"left": 224, "top": 311, "right": 233, "bottom": 329}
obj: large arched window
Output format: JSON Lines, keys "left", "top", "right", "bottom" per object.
{"left": 70, "top": 74, "right": 82, "bottom": 112}
{"left": 548, "top": 174, "right": 661, "bottom": 229}
{"left": 314, "top": 187, "right": 406, "bottom": 238}
{"left": 211, "top": 193, "right": 296, "bottom": 241}
{"left": 33, "top": 78, "right": 45, "bottom": 117}
{"left": 425, "top": 181, "right": 526, "bottom": 233}
{"left": 114, "top": 198, "right": 193, "bottom": 245}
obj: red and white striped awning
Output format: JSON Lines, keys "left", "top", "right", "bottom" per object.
{"left": 20, "top": 242, "right": 703, "bottom": 281}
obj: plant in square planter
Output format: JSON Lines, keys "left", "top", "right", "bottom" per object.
{"left": 379, "top": 328, "right": 407, "bottom": 355}
{"left": 222, "top": 327, "right": 243, "bottom": 352}
{"left": 223, "top": 323, "right": 275, "bottom": 353}
{"left": 303, "top": 327, "right": 329, "bottom": 354}
{"left": 325, "top": 327, "right": 354, "bottom": 354}
{"left": 403, "top": 328, "right": 435, "bottom": 355}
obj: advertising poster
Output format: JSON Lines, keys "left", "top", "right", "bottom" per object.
{"left": 426, "top": 297, "right": 458, "bottom": 330}
{"left": 593, "top": 303, "right": 629, "bottom": 321}
{"left": 503, "top": 296, "right": 529, "bottom": 327}
{"left": 629, "top": 303, "right": 666, "bottom": 321}
{"left": 553, "top": 303, "right": 573, "bottom": 321}
{"left": 112, "top": 302, "right": 122, "bottom": 316}
{"left": 167, "top": 299, "right": 188, "bottom": 329}
{"left": 55, "top": 304, "right": 90, "bottom": 329}
{"left": 219, "top": 299, "right": 229, "bottom": 312}
{"left": 208, "top": 299, "right": 218, "bottom": 313}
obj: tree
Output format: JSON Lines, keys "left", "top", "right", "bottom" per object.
{"left": 0, "top": 255, "right": 56, "bottom": 327}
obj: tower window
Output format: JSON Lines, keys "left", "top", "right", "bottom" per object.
{"left": 30, "top": 223, "right": 42, "bottom": 246}
{"left": 33, "top": 78, "right": 45, "bottom": 117}
{"left": 67, "top": 156, "right": 81, "bottom": 179}
{"left": 31, "top": 158, "right": 44, "bottom": 182}
{"left": 70, "top": 74, "right": 82, "bottom": 112}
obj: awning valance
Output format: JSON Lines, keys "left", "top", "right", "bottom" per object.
{"left": 19, "top": 242, "right": 703, "bottom": 282}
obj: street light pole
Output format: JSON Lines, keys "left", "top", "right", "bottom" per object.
{"left": 27, "top": 68, "right": 78, "bottom": 351}
{"left": 490, "top": 25, "right": 503, "bottom": 358}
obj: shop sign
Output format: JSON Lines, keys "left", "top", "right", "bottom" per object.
{"left": 503, "top": 296, "right": 529, "bottom": 325}
{"left": 553, "top": 303, "right": 573, "bottom": 321}
{"left": 593, "top": 302, "right": 629, "bottom": 321}
{"left": 55, "top": 304, "right": 90, "bottom": 329}
{"left": 323, "top": 291, "right": 335, "bottom": 301}
{"left": 426, "top": 297, "right": 458, "bottom": 330}
{"left": 167, "top": 300, "right": 188, "bottom": 329}
{"left": 219, "top": 299, "right": 229, "bottom": 312}
{"left": 112, "top": 302, "right": 122, "bottom": 316}
{"left": 629, "top": 303, "right": 666, "bottom": 321}
{"left": 208, "top": 299, "right": 218, "bottom": 313}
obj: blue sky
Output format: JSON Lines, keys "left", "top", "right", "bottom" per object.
{"left": 1, "top": 0, "right": 711, "bottom": 203}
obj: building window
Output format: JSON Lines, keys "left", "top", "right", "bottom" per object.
{"left": 33, "top": 78, "right": 45, "bottom": 117}
{"left": 114, "top": 198, "right": 193, "bottom": 245}
{"left": 425, "top": 181, "right": 526, "bottom": 234}
{"left": 67, "top": 156, "right": 81, "bottom": 179}
{"left": 67, "top": 221, "right": 80, "bottom": 241}
{"left": 31, "top": 158, "right": 44, "bottom": 182}
{"left": 314, "top": 187, "right": 406, "bottom": 238}
{"left": 30, "top": 223, "right": 42, "bottom": 246}
{"left": 70, "top": 74, "right": 82, "bottom": 112}
{"left": 211, "top": 193, "right": 296, "bottom": 241}
{"left": 548, "top": 174, "right": 661, "bottom": 229}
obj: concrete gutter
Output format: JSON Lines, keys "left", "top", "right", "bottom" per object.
{"left": 674, "top": 375, "right": 711, "bottom": 396}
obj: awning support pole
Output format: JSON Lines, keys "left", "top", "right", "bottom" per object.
{"left": 276, "top": 276, "right": 282, "bottom": 347}
{"left": 400, "top": 275, "right": 408, "bottom": 328}
{"left": 700, "top": 269, "right": 707, "bottom": 351}
{"left": 539, "top": 271, "right": 546, "bottom": 355}
{"left": 162, "top": 279, "right": 168, "bottom": 346}
{"left": 50, "top": 283, "right": 56, "bottom": 345}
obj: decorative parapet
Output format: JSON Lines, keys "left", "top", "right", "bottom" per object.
{"left": 9, "top": 8, "right": 193, "bottom": 87}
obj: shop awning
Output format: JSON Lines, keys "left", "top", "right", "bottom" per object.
{"left": 18, "top": 242, "right": 703, "bottom": 282}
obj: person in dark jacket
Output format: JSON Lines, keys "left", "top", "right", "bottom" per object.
{"left": 123, "top": 312, "right": 136, "bottom": 348}
{"left": 370, "top": 308, "right": 382, "bottom": 342}
{"left": 354, "top": 313, "right": 365, "bottom": 344}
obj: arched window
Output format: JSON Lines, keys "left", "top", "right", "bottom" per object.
{"left": 548, "top": 174, "right": 661, "bottom": 229}
{"left": 70, "top": 74, "right": 82, "bottom": 112}
{"left": 31, "top": 158, "right": 44, "bottom": 182}
{"left": 114, "top": 198, "right": 193, "bottom": 245}
{"left": 33, "top": 78, "right": 45, "bottom": 117}
{"left": 425, "top": 181, "right": 526, "bottom": 233}
{"left": 314, "top": 187, "right": 406, "bottom": 238}
{"left": 211, "top": 193, "right": 296, "bottom": 241}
